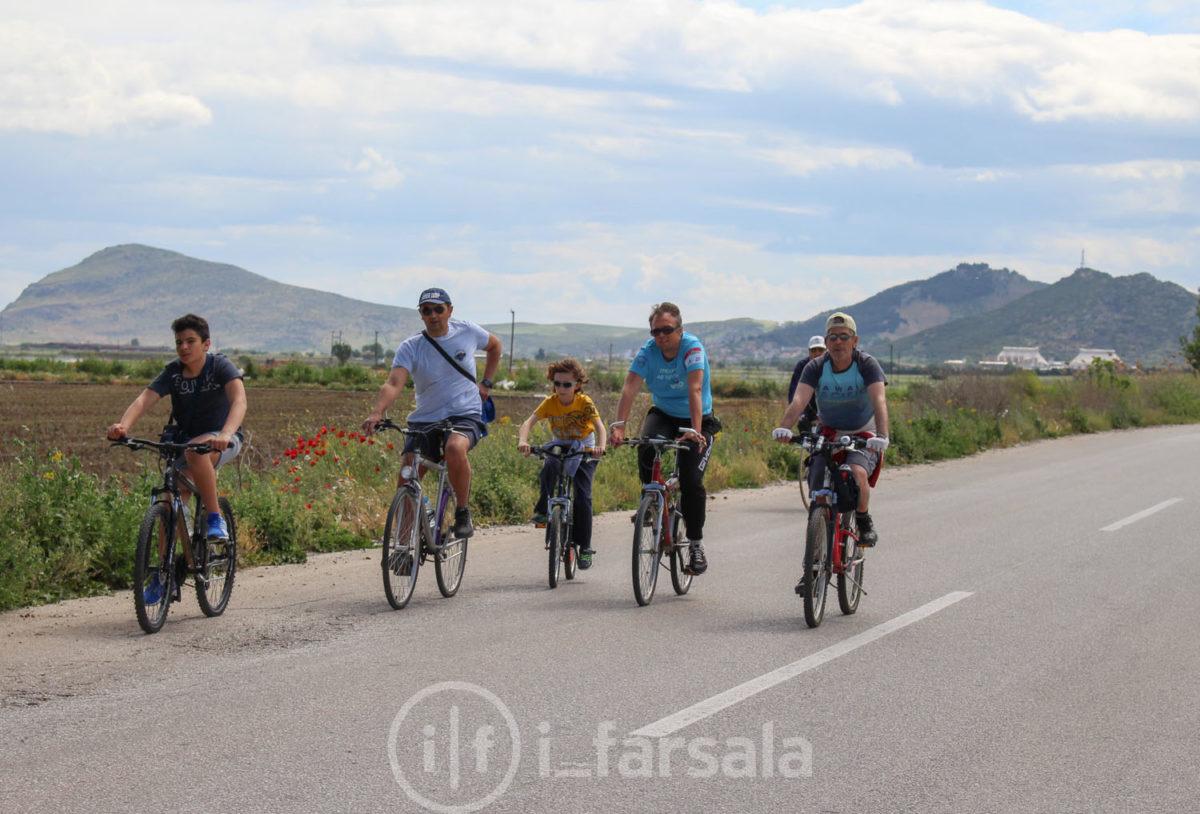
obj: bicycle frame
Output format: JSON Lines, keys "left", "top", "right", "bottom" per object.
{"left": 803, "top": 434, "right": 862, "bottom": 577}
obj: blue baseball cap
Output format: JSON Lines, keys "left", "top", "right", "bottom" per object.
{"left": 417, "top": 287, "right": 452, "bottom": 306}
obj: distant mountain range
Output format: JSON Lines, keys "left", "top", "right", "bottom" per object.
{"left": 1, "top": 244, "right": 1195, "bottom": 365}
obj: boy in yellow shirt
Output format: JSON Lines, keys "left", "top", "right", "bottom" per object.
{"left": 517, "top": 359, "right": 607, "bottom": 568}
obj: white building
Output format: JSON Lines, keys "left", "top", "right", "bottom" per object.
{"left": 995, "top": 346, "right": 1049, "bottom": 369}
{"left": 1069, "top": 348, "right": 1122, "bottom": 370}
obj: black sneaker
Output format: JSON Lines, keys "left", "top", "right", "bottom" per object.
{"left": 686, "top": 541, "right": 708, "bottom": 575}
{"left": 856, "top": 512, "right": 877, "bottom": 547}
{"left": 578, "top": 548, "right": 594, "bottom": 569}
{"left": 453, "top": 508, "right": 474, "bottom": 539}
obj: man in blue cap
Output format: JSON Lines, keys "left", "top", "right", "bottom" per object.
{"left": 363, "top": 287, "right": 502, "bottom": 538}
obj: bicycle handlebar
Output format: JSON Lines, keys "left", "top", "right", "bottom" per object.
{"left": 790, "top": 432, "right": 869, "bottom": 452}
{"left": 528, "top": 446, "right": 602, "bottom": 463}
{"left": 373, "top": 418, "right": 455, "bottom": 437}
{"left": 618, "top": 436, "right": 690, "bottom": 451}
{"left": 109, "top": 437, "right": 214, "bottom": 456}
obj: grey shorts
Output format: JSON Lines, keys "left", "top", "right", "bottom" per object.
{"left": 173, "top": 432, "right": 243, "bottom": 472}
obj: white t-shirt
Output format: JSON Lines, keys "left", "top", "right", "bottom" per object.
{"left": 392, "top": 320, "right": 491, "bottom": 422}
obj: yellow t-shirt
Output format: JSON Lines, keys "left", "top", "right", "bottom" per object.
{"left": 534, "top": 392, "right": 601, "bottom": 449}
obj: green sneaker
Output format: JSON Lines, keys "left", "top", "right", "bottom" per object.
{"left": 578, "top": 548, "right": 594, "bottom": 569}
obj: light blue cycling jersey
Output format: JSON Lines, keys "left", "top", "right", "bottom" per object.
{"left": 799, "top": 349, "right": 887, "bottom": 433}
{"left": 629, "top": 331, "right": 713, "bottom": 418}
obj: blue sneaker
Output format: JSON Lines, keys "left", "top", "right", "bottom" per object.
{"left": 143, "top": 571, "right": 164, "bottom": 605}
{"left": 207, "top": 513, "right": 229, "bottom": 541}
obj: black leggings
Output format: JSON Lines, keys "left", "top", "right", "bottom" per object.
{"left": 638, "top": 408, "right": 717, "bottom": 542}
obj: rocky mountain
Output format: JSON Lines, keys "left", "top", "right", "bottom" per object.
{"left": 1, "top": 245, "right": 1194, "bottom": 365}
{"left": 890, "top": 267, "right": 1196, "bottom": 366}
{"left": 757, "top": 263, "right": 1046, "bottom": 352}
{"left": 0, "top": 244, "right": 425, "bottom": 352}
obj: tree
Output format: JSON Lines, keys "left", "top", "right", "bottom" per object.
{"left": 1180, "top": 287, "right": 1200, "bottom": 372}
{"left": 362, "top": 342, "right": 384, "bottom": 365}
{"left": 331, "top": 342, "right": 353, "bottom": 365}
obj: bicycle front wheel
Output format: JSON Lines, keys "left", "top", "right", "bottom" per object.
{"left": 134, "top": 502, "right": 172, "bottom": 634}
{"left": 802, "top": 505, "right": 832, "bottom": 628}
{"left": 382, "top": 488, "right": 421, "bottom": 609}
{"left": 797, "top": 457, "right": 810, "bottom": 510}
{"left": 632, "top": 493, "right": 662, "bottom": 606}
{"left": 196, "top": 497, "right": 237, "bottom": 617}
{"left": 547, "top": 505, "right": 565, "bottom": 589}
{"left": 668, "top": 507, "right": 693, "bottom": 595}
{"left": 837, "top": 511, "right": 864, "bottom": 615}
{"left": 434, "top": 491, "right": 468, "bottom": 598}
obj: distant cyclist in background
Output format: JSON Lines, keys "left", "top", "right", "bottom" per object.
{"left": 107, "top": 313, "right": 247, "bottom": 549}
{"left": 517, "top": 358, "right": 607, "bottom": 569}
{"left": 773, "top": 312, "right": 889, "bottom": 546}
{"left": 609, "top": 302, "right": 718, "bottom": 575}
{"left": 786, "top": 334, "right": 826, "bottom": 435}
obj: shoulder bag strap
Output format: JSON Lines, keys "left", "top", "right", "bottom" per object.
{"left": 422, "top": 330, "right": 476, "bottom": 382}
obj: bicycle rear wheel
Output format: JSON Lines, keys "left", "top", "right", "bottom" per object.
{"left": 801, "top": 505, "right": 832, "bottom": 628}
{"left": 632, "top": 493, "right": 662, "bottom": 606}
{"left": 196, "top": 497, "right": 237, "bottom": 617}
{"left": 547, "top": 505, "right": 565, "bottom": 589}
{"left": 837, "top": 511, "right": 863, "bottom": 615}
{"left": 434, "top": 490, "right": 468, "bottom": 598}
{"left": 668, "top": 506, "right": 693, "bottom": 595}
{"left": 134, "top": 502, "right": 172, "bottom": 634}
{"left": 382, "top": 488, "right": 421, "bottom": 609}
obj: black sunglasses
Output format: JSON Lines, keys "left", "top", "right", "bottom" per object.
{"left": 552, "top": 380, "right": 576, "bottom": 388}
{"left": 650, "top": 325, "right": 679, "bottom": 337}
{"left": 825, "top": 332, "right": 854, "bottom": 342}
{"left": 420, "top": 304, "right": 446, "bottom": 316}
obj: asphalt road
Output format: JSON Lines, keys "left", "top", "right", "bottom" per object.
{"left": 2, "top": 425, "right": 1199, "bottom": 813}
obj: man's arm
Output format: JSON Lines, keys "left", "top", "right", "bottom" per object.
{"left": 683, "top": 368, "right": 706, "bottom": 448}
{"left": 362, "top": 367, "right": 410, "bottom": 434}
{"left": 609, "top": 371, "right": 643, "bottom": 447}
{"left": 479, "top": 333, "right": 502, "bottom": 397}
{"left": 777, "top": 382, "right": 815, "bottom": 432}
{"left": 868, "top": 381, "right": 888, "bottom": 437}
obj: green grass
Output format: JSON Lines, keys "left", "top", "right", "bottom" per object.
{"left": 3, "top": 369, "right": 1200, "bottom": 610}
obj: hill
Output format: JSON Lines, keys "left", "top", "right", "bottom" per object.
{"left": 758, "top": 263, "right": 1045, "bottom": 353}
{"left": 891, "top": 268, "right": 1196, "bottom": 366}
{"left": 0, "top": 245, "right": 428, "bottom": 352}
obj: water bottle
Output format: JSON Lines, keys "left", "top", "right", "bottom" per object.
{"left": 423, "top": 496, "right": 437, "bottom": 540}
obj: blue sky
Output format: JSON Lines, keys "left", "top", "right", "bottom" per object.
{"left": 2, "top": 0, "right": 1198, "bottom": 328}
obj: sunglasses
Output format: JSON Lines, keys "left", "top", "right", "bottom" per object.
{"left": 420, "top": 304, "right": 446, "bottom": 316}
{"left": 553, "top": 380, "right": 576, "bottom": 389}
{"left": 650, "top": 325, "right": 679, "bottom": 337}
{"left": 825, "top": 332, "right": 854, "bottom": 342}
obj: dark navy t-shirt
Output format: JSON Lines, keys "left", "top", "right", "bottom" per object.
{"left": 148, "top": 353, "right": 243, "bottom": 438}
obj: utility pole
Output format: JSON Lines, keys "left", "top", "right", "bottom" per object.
{"left": 374, "top": 330, "right": 379, "bottom": 367}
{"left": 508, "top": 309, "right": 515, "bottom": 377}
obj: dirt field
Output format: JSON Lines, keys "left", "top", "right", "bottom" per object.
{"left": 2, "top": 381, "right": 546, "bottom": 478}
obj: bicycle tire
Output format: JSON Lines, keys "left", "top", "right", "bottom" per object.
{"left": 434, "top": 490, "right": 468, "bottom": 598}
{"left": 134, "top": 502, "right": 173, "bottom": 634}
{"left": 668, "top": 506, "right": 693, "bottom": 595}
{"left": 797, "top": 457, "right": 810, "bottom": 510}
{"left": 632, "top": 492, "right": 662, "bottom": 606}
{"left": 802, "top": 505, "right": 831, "bottom": 628}
{"left": 836, "top": 511, "right": 863, "bottom": 615}
{"left": 382, "top": 488, "right": 421, "bottom": 609}
{"left": 196, "top": 497, "right": 237, "bottom": 617}
{"left": 547, "top": 505, "right": 565, "bottom": 589}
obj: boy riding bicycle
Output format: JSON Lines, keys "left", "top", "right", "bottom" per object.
{"left": 517, "top": 359, "right": 607, "bottom": 568}
{"left": 106, "top": 314, "right": 247, "bottom": 600}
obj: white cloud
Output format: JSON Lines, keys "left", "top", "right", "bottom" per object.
{"left": 353, "top": 147, "right": 407, "bottom": 190}
{"left": 0, "top": 22, "right": 211, "bottom": 135}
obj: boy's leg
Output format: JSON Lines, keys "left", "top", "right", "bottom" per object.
{"left": 572, "top": 459, "right": 597, "bottom": 550}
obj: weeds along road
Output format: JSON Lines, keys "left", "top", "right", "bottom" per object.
{"left": 2, "top": 424, "right": 1199, "bottom": 813}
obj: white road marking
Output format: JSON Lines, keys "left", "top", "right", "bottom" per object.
{"left": 630, "top": 591, "right": 974, "bottom": 739}
{"left": 1100, "top": 498, "right": 1183, "bottom": 532}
